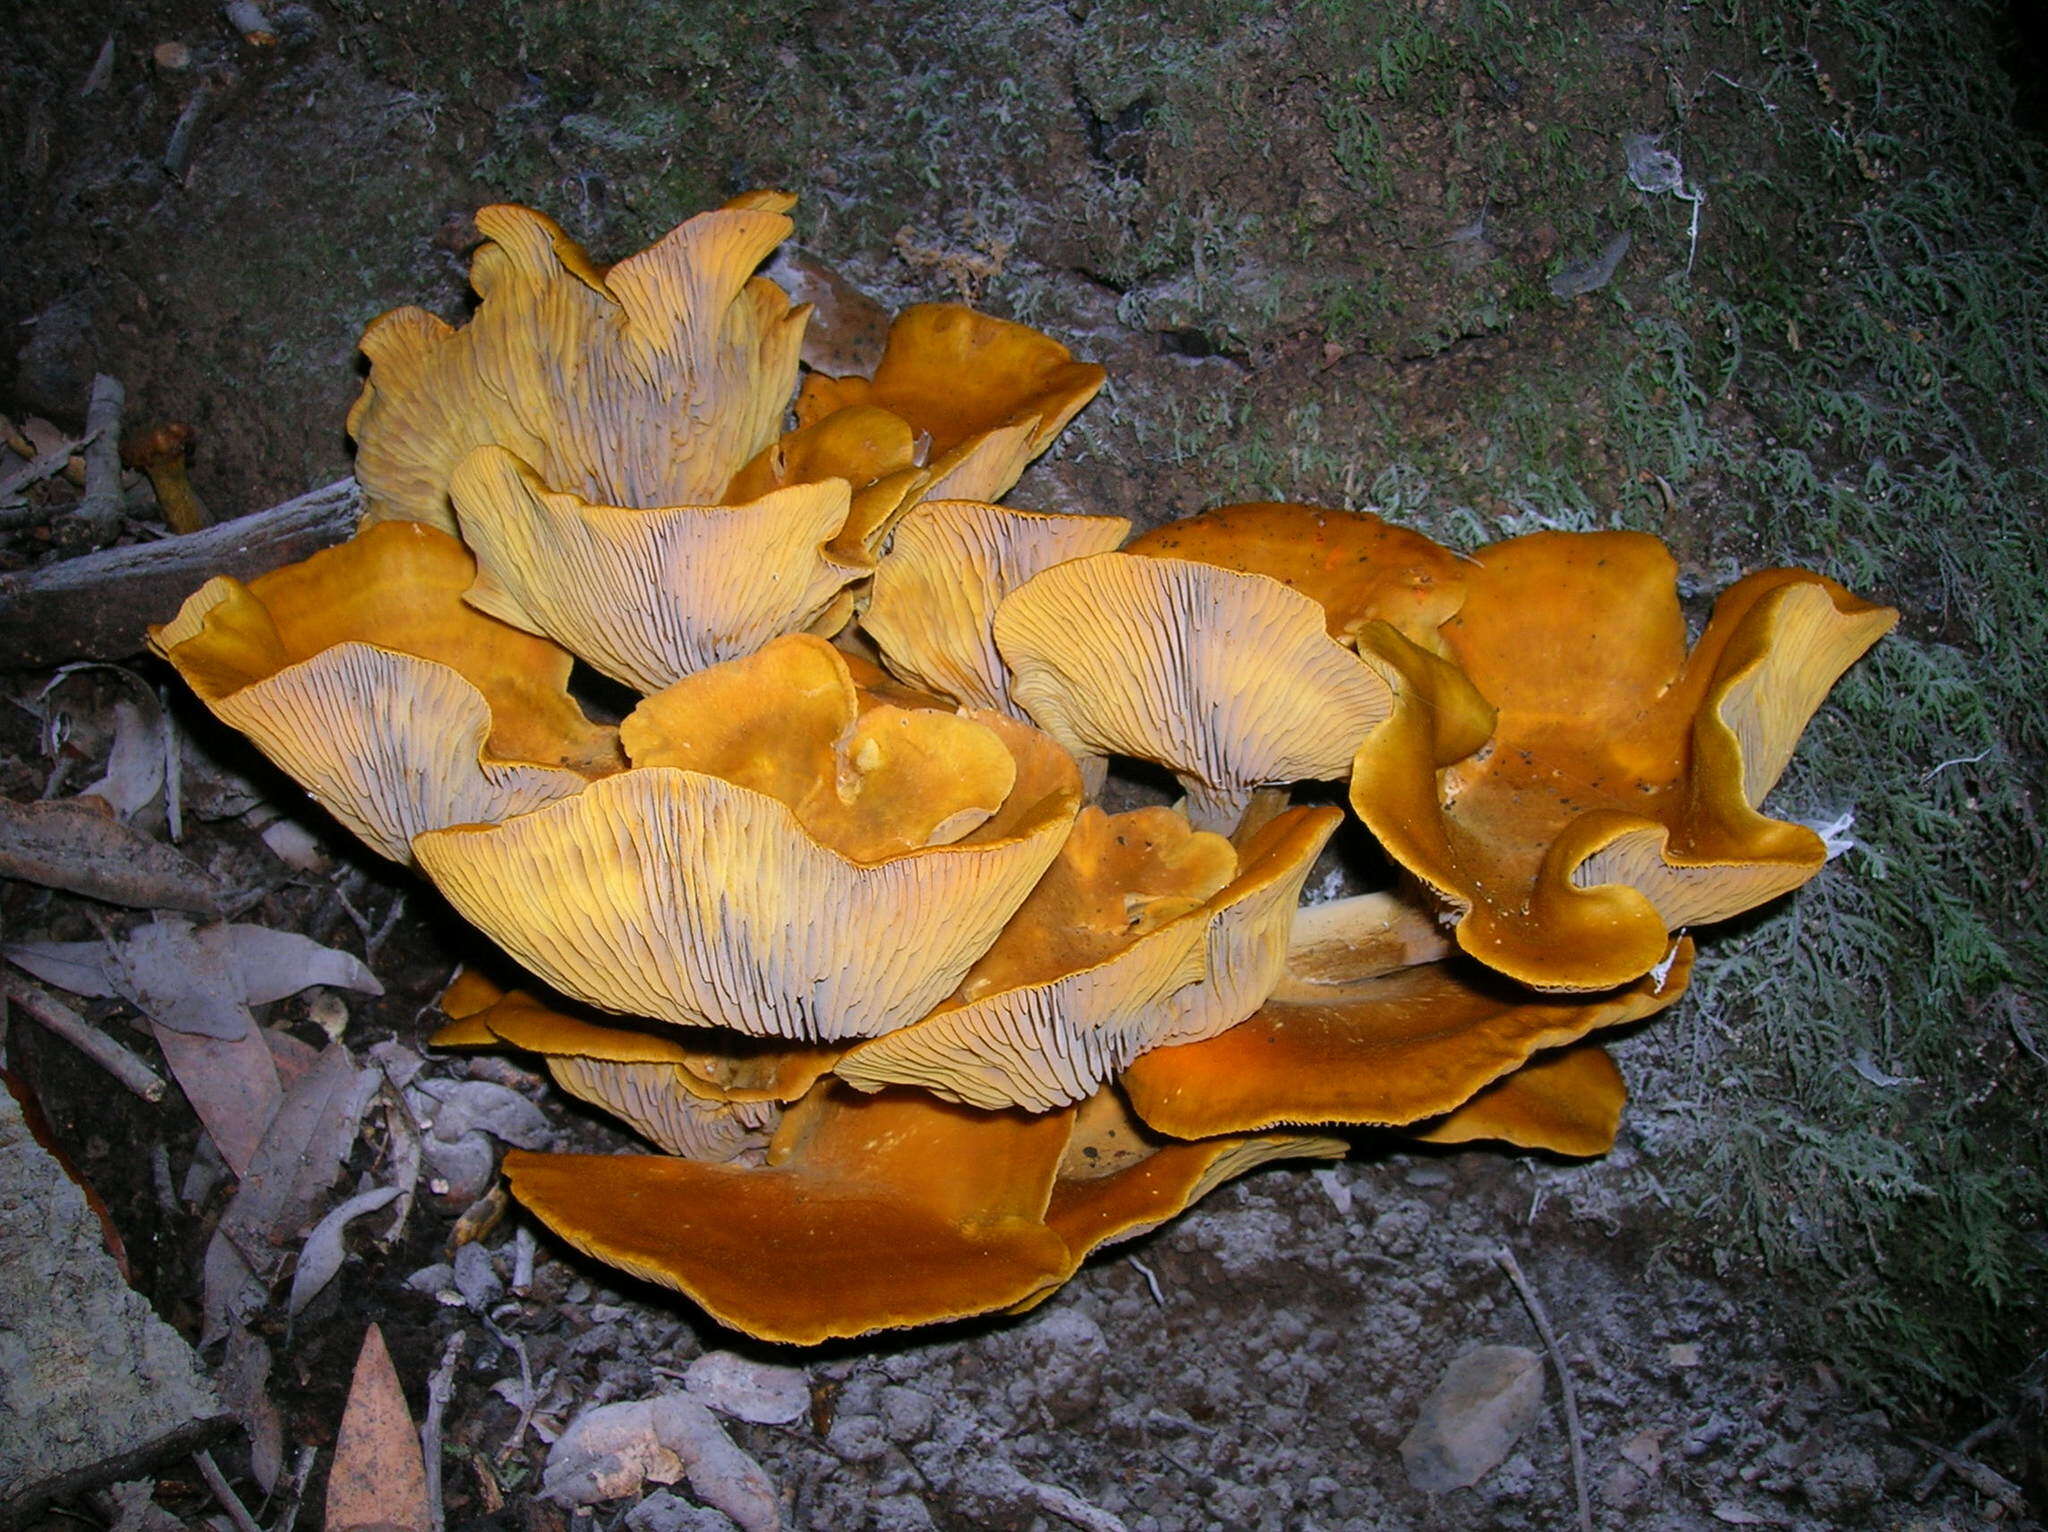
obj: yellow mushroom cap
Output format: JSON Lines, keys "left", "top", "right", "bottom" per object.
{"left": 351, "top": 197, "right": 805, "bottom": 530}
{"left": 414, "top": 755, "right": 1079, "bottom": 1042}
{"left": 1351, "top": 532, "right": 1897, "bottom": 990}
{"left": 838, "top": 804, "right": 1339, "bottom": 1110}
{"left": 449, "top": 445, "right": 870, "bottom": 694}
{"left": 995, "top": 553, "right": 1399, "bottom": 831}
{"left": 862, "top": 499, "right": 1132, "bottom": 716}
{"left": 148, "top": 521, "right": 615, "bottom": 863}
{"left": 797, "top": 303, "right": 1106, "bottom": 505}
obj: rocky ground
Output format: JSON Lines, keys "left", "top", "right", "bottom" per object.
{"left": 1, "top": 0, "right": 2042, "bottom": 1528}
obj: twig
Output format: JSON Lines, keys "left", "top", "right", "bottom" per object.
{"left": 1127, "top": 1255, "right": 1165, "bottom": 1307}
{"left": 1497, "top": 1245, "right": 1592, "bottom": 1532}
{"left": 75, "top": 375, "right": 125, "bottom": 537}
{"left": 1907, "top": 1429, "right": 2025, "bottom": 1512}
{"left": 193, "top": 1449, "right": 261, "bottom": 1532}
{"left": 1911, "top": 1414, "right": 2008, "bottom": 1499}
{"left": 421, "top": 1331, "right": 466, "bottom": 1532}
{"left": 0, "top": 966, "right": 167, "bottom": 1101}
{"left": 266, "top": 1444, "right": 319, "bottom": 1532}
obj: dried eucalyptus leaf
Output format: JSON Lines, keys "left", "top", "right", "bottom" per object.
{"left": 288, "top": 1184, "right": 401, "bottom": 1316}
{"left": 0, "top": 798, "right": 220, "bottom": 913}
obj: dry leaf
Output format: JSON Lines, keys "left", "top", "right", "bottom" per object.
{"left": 38, "top": 664, "right": 169, "bottom": 822}
{"left": 0, "top": 797, "right": 220, "bottom": 912}
{"left": 542, "top": 1392, "right": 780, "bottom": 1530}
{"left": 288, "top": 1184, "right": 400, "bottom": 1316}
{"left": 327, "top": 1323, "right": 432, "bottom": 1532}
{"left": 156, "top": 1019, "right": 282, "bottom": 1181}
{"left": 215, "top": 1042, "right": 375, "bottom": 1274}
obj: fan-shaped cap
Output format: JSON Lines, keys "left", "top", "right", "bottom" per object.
{"left": 621, "top": 634, "right": 1077, "bottom": 863}
{"left": 797, "top": 303, "right": 1106, "bottom": 504}
{"left": 722, "top": 403, "right": 928, "bottom": 560}
{"left": 449, "top": 445, "right": 870, "bottom": 694}
{"left": 1128, "top": 501, "right": 1469, "bottom": 648}
{"left": 1413, "top": 1041, "right": 1626, "bottom": 1157}
{"left": 837, "top": 805, "right": 1339, "bottom": 1110}
{"left": 149, "top": 521, "right": 616, "bottom": 862}
{"left": 431, "top": 972, "right": 832, "bottom": 1160}
{"left": 1120, "top": 940, "right": 1692, "bottom": 1138}
{"left": 995, "top": 553, "right": 1406, "bottom": 831}
{"left": 350, "top": 197, "right": 805, "bottom": 529}
{"left": 502, "top": 1082, "right": 1079, "bottom": 1343}
{"left": 1351, "top": 532, "right": 1898, "bottom": 989}
{"left": 862, "top": 500, "right": 1132, "bottom": 716}
{"left": 414, "top": 753, "right": 1079, "bottom": 1041}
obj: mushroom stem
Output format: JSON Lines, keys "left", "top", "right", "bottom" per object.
{"left": 125, "top": 423, "right": 212, "bottom": 532}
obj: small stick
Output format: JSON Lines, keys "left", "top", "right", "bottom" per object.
{"left": 267, "top": 1443, "right": 320, "bottom": 1532}
{"left": 421, "top": 1331, "right": 466, "bottom": 1532}
{"left": 1911, "top": 1414, "right": 2008, "bottom": 1500}
{"left": 0, "top": 966, "right": 166, "bottom": 1100}
{"left": 1497, "top": 1245, "right": 1592, "bottom": 1532}
{"left": 193, "top": 1449, "right": 261, "bottom": 1532}
{"left": 1127, "top": 1255, "right": 1165, "bottom": 1307}
{"left": 75, "top": 375, "right": 125, "bottom": 537}
{"left": 1906, "top": 1432, "right": 2026, "bottom": 1514}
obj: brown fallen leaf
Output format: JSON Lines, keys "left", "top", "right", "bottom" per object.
{"left": 0, "top": 797, "right": 220, "bottom": 912}
{"left": 155, "top": 1018, "right": 282, "bottom": 1179}
{"left": 327, "top": 1323, "right": 432, "bottom": 1532}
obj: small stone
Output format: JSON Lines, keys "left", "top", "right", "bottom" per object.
{"left": 1667, "top": 1341, "right": 1703, "bottom": 1368}
{"left": 1399, "top": 1344, "right": 1545, "bottom": 1493}
{"left": 624, "top": 1491, "right": 738, "bottom": 1532}
{"left": 879, "top": 1385, "right": 935, "bottom": 1443}
{"left": 684, "top": 1351, "right": 809, "bottom": 1425}
{"left": 152, "top": 41, "right": 192, "bottom": 70}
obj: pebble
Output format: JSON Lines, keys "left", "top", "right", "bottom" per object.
{"left": 1399, "top": 1344, "right": 1545, "bottom": 1493}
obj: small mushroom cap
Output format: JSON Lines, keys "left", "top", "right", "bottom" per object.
{"left": 622, "top": 634, "right": 1061, "bottom": 864}
{"left": 722, "top": 402, "right": 928, "bottom": 559}
{"left": 1351, "top": 532, "right": 1897, "bottom": 990}
{"left": 1127, "top": 501, "right": 1469, "bottom": 648}
{"left": 1031, "top": 1088, "right": 1345, "bottom": 1282}
{"left": 1120, "top": 940, "right": 1693, "bottom": 1138}
{"left": 414, "top": 763, "right": 1079, "bottom": 1042}
{"left": 351, "top": 198, "right": 804, "bottom": 529}
{"left": 1413, "top": 1041, "right": 1626, "bottom": 1157}
{"left": 862, "top": 499, "right": 1132, "bottom": 716}
{"left": 449, "top": 445, "right": 869, "bottom": 694}
{"left": 502, "top": 1082, "right": 1077, "bottom": 1344}
{"left": 995, "top": 553, "right": 1399, "bottom": 831}
{"left": 149, "top": 521, "right": 615, "bottom": 862}
{"left": 838, "top": 805, "right": 1339, "bottom": 1111}
{"left": 797, "top": 303, "right": 1106, "bottom": 504}
{"left": 432, "top": 969, "right": 837, "bottom": 1104}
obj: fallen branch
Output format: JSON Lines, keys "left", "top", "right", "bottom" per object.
{"left": 1497, "top": 1245, "right": 1591, "bottom": 1532}
{"left": 1911, "top": 1414, "right": 2010, "bottom": 1500}
{"left": 193, "top": 1448, "right": 261, "bottom": 1532}
{"left": 0, "top": 966, "right": 166, "bottom": 1101}
{"left": 0, "top": 475, "right": 360, "bottom": 667}
{"left": 1905, "top": 1432, "right": 2026, "bottom": 1514}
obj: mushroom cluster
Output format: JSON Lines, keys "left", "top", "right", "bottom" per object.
{"left": 152, "top": 195, "right": 1896, "bottom": 1344}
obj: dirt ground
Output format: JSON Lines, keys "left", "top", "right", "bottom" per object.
{"left": 1, "top": 0, "right": 2043, "bottom": 1528}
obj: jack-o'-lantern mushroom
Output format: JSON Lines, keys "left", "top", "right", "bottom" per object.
{"left": 1349, "top": 531, "right": 1897, "bottom": 990}
{"left": 412, "top": 636, "right": 1082, "bottom": 1041}
{"left": 149, "top": 520, "right": 618, "bottom": 863}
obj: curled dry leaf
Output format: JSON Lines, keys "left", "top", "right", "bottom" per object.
{"left": 288, "top": 1184, "right": 401, "bottom": 1315}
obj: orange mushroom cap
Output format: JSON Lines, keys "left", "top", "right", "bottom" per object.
{"left": 797, "top": 303, "right": 1106, "bottom": 505}
{"left": 1351, "top": 532, "right": 1897, "bottom": 990}
{"left": 1413, "top": 1041, "right": 1628, "bottom": 1158}
{"left": 1121, "top": 938, "right": 1693, "bottom": 1138}
{"left": 1127, "top": 501, "right": 1470, "bottom": 649}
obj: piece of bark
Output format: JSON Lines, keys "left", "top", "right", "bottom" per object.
{"left": 0, "top": 1086, "right": 228, "bottom": 1524}
{"left": 0, "top": 797, "right": 222, "bottom": 913}
{"left": 0, "top": 475, "right": 360, "bottom": 668}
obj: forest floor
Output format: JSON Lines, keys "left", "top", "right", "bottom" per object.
{"left": 0, "top": 1, "right": 2042, "bottom": 1528}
